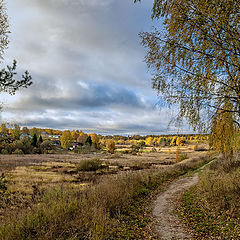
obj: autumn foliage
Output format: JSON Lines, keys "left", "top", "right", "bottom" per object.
{"left": 106, "top": 139, "right": 115, "bottom": 154}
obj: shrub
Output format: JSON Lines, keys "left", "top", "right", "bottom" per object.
{"left": 75, "top": 145, "right": 91, "bottom": 154}
{"left": 11, "top": 140, "right": 24, "bottom": 152}
{"left": 175, "top": 148, "right": 188, "bottom": 163}
{"left": 151, "top": 147, "right": 157, "bottom": 152}
{"left": 175, "top": 148, "right": 180, "bottom": 163}
{"left": 192, "top": 144, "right": 197, "bottom": 151}
{"left": 32, "top": 147, "right": 40, "bottom": 154}
{"left": 12, "top": 149, "right": 24, "bottom": 155}
{"left": 40, "top": 140, "right": 54, "bottom": 153}
{"left": 131, "top": 144, "right": 140, "bottom": 154}
{"left": 77, "top": 158, "right": 103, "bottom": 171}
{"left": 1, "top": 149, "right": 8, "bottom": 154}
{"left": 47, "top": 150, "right": 56, "bottom": 154}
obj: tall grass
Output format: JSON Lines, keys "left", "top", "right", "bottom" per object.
{"left": 179, "top": 155, "right": 240, "bottom": 239}
{"left": 0, "top": 155, "right": 210, "bottom": 239}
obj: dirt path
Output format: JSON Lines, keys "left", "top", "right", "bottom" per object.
{"left": 152, "top": 161, "right": 213, "bottom": 240}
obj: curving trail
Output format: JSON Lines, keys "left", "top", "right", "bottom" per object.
{"left": 152, "top": 161, "right": 213, "bottom": 240}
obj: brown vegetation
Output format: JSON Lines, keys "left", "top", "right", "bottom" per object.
{"left": 0, "top": 149, "right": 210, "bottom": 239}
{"left": 179, "top": 155, "right": 240, "bottom": 239}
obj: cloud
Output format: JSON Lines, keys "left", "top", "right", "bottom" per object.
{"left": 2, "top": 106, "right": 191, "bottom": 135}
{"left": 8, "top": 80, "right": 150, "bottom": 111}
{"left": 0, "top": 0, "right": 192, "bottom": 135}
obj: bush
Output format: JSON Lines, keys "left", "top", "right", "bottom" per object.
{"left": 175, "top": 148, "right": 188, "bottom": 163}
{"left": 1, "top": 149, "right": 8, "bottom": 155}
{"left": 47, "top": 150, "right": 56, "bottom": 154}
{"left": 77, "top": 158, "right": 103, "bottom": 171}
{"left": 12, "top": 149, "right": 24, "bottom": 155}
{"left": 75, "top": 145, "right": 91, "bottom": 154}
{"left": 40, "top": 140, "right": 54, "bottom": 153}
{"left": 32, "top": 147, "right": 40, "bottom": 154}
{"left": 11, "top": 140, "right": 24, "bottom": 152}
{"left": 151, "top": 147, "right": 157, "bottom": 152}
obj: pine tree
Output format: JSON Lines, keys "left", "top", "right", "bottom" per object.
{"left": 85, "top": 136, "right": 92, "bottom": 146}
{"left": 39, "top": 135, "right": 43, "bottom": 144}
{"left": 31, "top": 133, "right": 37, "bottom": 147}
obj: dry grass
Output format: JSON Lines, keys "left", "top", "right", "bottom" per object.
{"left": 0, "top": 152, "right": 211, "bottom": 239}
{"left": 179, "top": 155, "right": 240, "bottom": 239}
{"left": 0, "top": 149, "right": 209, "bottom": 200}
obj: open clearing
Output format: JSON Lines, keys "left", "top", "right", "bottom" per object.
{"left": 0, "top": 146, "right": 209, "bottom": 231}
{"left": 0, "top": 146, "right": 207, "bottom": 193}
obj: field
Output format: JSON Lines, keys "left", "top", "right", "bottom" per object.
{"left": 1, "top": 146, "right": 207, "bottom": 191}
{"left": 0, "top": 144, "right": 210, "bottom": 239}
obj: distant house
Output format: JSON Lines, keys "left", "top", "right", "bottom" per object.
{"left": 72, "top": 142, "right": 78, "bottom": 148}
{"left": 49, "top": 135, "right": 61, "bottom": 139}
{"left": 72, "top": 142, "right": 83, "bottom": 148}
{"left": 20, "top": 133, "right": 32, "bottom": 140}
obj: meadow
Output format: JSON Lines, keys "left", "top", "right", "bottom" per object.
{"left": 0, "top": 144, "right": 210, "bottom": 239}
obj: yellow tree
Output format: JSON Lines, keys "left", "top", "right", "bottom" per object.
{"left": 145, "top": 137, "right": 153, "bottom": 146}
{"left": 209, "top": 105, "right": 236, "bottom": 157}
{"left": 89, "top": 133, "right": 100, "bottom": 147}
{"left": 171, "top": 136, "right": 177, "bottom": 146}
{"left": 135, "top": 0, "right": 240, "bottom": 133}
{"left": 106, "top": 139, "right": 115, "bottom": 154}
{"left": 0, "top": 123, "right": 8, "bottom": 134}
{"left": 157, "top": 137, "right": 162, "bottom": 146}
{"left": 77, "top": 131, "right": 88, "bottom": 144}
{"left": 176, "top": 137, "right": 181, "bottom": 146}
{"left": 12, "top": 124, "right": 21, "bottom": 140}
{"left": 71, "top": 131, "right": 79, "bottom": 141}
{"left": 60, "top": 130, "right": 73, "bottom": 149}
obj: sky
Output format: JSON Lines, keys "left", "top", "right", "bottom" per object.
{"left": 0, "top": 0, "right": 192, "bottom": 135}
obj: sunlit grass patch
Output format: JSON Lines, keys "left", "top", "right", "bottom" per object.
{"left": 6, "top": 165, "right": 77, "bottom": 195}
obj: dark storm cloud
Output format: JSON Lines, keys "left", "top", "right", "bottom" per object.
{"left": 9, "top": 80, "right": 149, "bottom": 111}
